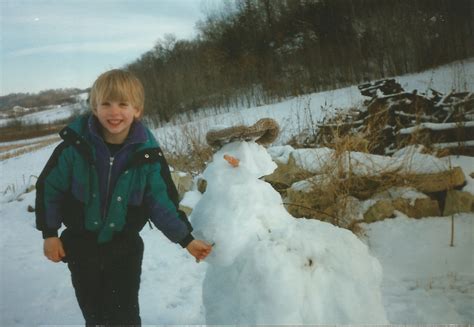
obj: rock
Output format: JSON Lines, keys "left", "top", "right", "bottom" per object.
{"left": 171, "top": 171, "right": 194, "bottom": 200}
{"left": 392, "top": 198, "right": 441, "bottom": 218}
{"left": 363, "top": 199, "right": 394, "bottom": 223}
{"left": 325, "top": 196, "right": 362, "bottom": 228}
{"left": 267, "top": 145, "right": 294, "bottom": 164}
{"left": 266, "top": 148, "right": 335, "bottom": 187}
{"left": 27, "top": 205, "right": 35, "bottom": 212}
{"left": 264, "top": 157, "right": 313, "bottom": 189}
{"left": 285, "top": 175, "right": 334, "bottom": 219}
{"left": 370, "top": 187, "right": 440, "bottom": 218}
{"left": 264, "top": 162, "right": 292, "bottom": 189}
{"left": 197, "top": 178, "right": 207, "bottom": 194}
{"left": 405, "top": 167, "right": 465, "bottom": 193}
{"left": 443, "top": 190, "right": 474, "bottom": 216}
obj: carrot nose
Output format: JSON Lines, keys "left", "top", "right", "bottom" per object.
{"left": 223, "top": 154, "right": 240, "bottom": 167}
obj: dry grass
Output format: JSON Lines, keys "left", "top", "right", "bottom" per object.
{"left": 0, "top": 137, "right": 60, "bottom": 160}
{"left": 1, "top": 174, "right": 38, "bottom": 202}
{"left": 161, "top": 123, "right": 214, "bottom": 174}
{"left": 286, "top": 117, "right": 465, "bottom": 233}
{"left": 0, "top": 122, "right": 64, "bottom": 142}
{"left": 286, "top": 126, "right": 425, "bottom": 230}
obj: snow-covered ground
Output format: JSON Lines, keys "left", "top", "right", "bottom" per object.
{"left": 363, "top": 213, "right": 474, "bottom": 324}
{"left": 153, "top": 57, "right": 474, "bottom": 151}
{"left": 0, "top": 60, "right": 473, "bottom": 325}
{"left": 0, "top": 102, "right": 87, "bottom": 127}
{"left": 0, "top": 158, "right": 472, "bottom": 325}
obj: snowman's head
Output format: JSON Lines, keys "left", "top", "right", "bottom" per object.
{"left": 203, "top": 141, "right": 277, "bottom": 181}
{"left": 190, "top": 141, "right": 279, "bottom": 266}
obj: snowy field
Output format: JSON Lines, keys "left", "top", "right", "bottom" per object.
{"left": 0, "top": 93, "right": 88, "bottom": 127}
{"left": 152, "top": 57, "right": 474, "bottom": 151}
{"left": 0, "top": 172, "right": 472, "bottom": 325}
{"left": 0, "top": 60, "right": 473, "bottom": 325}
{"left": 0, "top": 99, "right": 87, "bottom": 127}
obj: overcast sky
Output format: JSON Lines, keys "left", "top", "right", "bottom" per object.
{"left": 0, "top": 0, "right": 214, "bottom": 96}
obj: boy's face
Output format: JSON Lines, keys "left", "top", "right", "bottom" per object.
{"left": 94, "top": 100, "right": 140, "bottom": 144}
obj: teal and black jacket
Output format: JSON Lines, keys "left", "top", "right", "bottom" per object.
{"left": 35, "top": 114, "right": 194, "bottom": 246}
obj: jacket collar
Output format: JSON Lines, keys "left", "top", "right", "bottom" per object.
{"left": 87, "top": 114, "right": 148, "bottom": 146}
{"left": 59, "top": 114, "right": 161, "bottom": 165}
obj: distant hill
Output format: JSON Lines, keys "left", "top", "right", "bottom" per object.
{"left": 0, "top": 88, "right": 89, "bottom": 112}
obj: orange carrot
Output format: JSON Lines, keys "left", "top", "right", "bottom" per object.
{"left": 223, "top": 154, "right": 240, "bottom": 167}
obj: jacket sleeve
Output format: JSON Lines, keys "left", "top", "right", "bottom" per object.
{"left": 35, "top": 142, "right": 72, "bottom": 239}
{"left": 143, "top": 154, "right": 194, "bottom": 248}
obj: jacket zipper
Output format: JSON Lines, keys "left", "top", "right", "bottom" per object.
{"left": 103, "top": 156, "right": 115, "bottom": 220}
{"left": 101, "top": 143, "right": 129, "bottom": 220}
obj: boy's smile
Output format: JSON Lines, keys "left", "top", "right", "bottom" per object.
{"left": 95, "top": 100, "right": 140, "bottom": 144}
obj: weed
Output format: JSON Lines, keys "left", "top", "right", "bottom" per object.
{"left": 160, "top": 123, "right": 214, "bottom": 175}
{"left": 1, "top": 175, "right": 37, "bottom": 203}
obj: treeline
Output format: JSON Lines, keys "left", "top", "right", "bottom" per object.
{"left": 127, "top": 0, "right": 474, "bottom": 121}
{"left": 0, "top": 88, "right": 86, "bottom": 111}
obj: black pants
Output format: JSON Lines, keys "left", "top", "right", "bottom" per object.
{"left": 61, "top": 229, "right": 144, "bottom": 327}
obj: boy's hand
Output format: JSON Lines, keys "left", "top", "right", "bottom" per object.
{"left": 186, "top": 240, "right": 213, "bottom": 263}
{"left": 43, "top": 237, "right": 66, "bottom": 263}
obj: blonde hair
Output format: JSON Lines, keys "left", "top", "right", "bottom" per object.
{"left": 89, "top": 69, "right": 145, "bottom": 118}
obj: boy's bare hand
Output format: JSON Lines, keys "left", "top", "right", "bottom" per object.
{"left": 186, "top": 240, "right": 212, "bottom": 263}
{"left": 43, "top": 237, "right": 66, "bottom": 263}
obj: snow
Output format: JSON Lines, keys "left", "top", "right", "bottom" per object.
{"left": 291, "top": 174, "right": 332, "bottom": 192}
{"left": 434, "top": 140, "right": 474, "bottom": 149}
{"left": 400, "top": 121, "right": 474, "bottom": 134}
{"left": 339, "top": 150, "right": 454, "bottom": 175}
{"left": 273, "top": 145, "right": 454, "bottom": 178}
{"left": 374, "top": 187, "right": 428, "bottom": 206}
{"left": 191, "top": 141, "right": 388, "bottom": 324}
{"left": 291, "top": 147, "right": 334, "bottom": 173}
{"left": 1, "top": 59, "right": 473, "bottom": 326}
{"left": 0, "top": 191, "right": 207, "bottom": 326}
{"left": 394, "top": 152, "right": 452, "bottom": 174}
{"left": 75, "top": 92, "right": 89, "bottom": 101}
{"left": 0, "top": 102, "right": 87, "bottom": 127}
{"left": 180, "top": 190, "right": 202, "bottom": 209}
{"left": 392, "top": 144, "right": 426, "bottom": 156}
{"left": 362, "top": 213, "right": 474, "bottom": 323}
{"left": 287, "top": 148, "right": 463, "bottom": 197}
{"left": 266, "top": 144, "right": 294, "bottom": 164}
{"left": 2, "top": 141, "right": 472, "bottom": 325}
{"left": 0, "top": 142, "right": 60, "bottom": 203}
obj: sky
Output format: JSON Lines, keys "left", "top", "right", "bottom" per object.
{"left": 0, "top": 0, "right": 216, "bottom": 96}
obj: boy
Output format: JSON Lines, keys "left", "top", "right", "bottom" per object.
{"left": 36, "top": 69, "right": 212, "bottom": 326}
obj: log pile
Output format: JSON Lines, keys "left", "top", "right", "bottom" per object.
{"left": 316, "top": 79, "right": 474, "bottom": 156}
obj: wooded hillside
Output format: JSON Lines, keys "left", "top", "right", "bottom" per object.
{"left": 126, "top": 0, "right": 473, "bottom": 122}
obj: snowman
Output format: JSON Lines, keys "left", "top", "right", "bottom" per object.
{"left": 190, "top": 119, "right": 388, "bottom": 324}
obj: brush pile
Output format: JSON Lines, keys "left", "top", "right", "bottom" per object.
{"left": 316, "top": 79, "right": 474, "bottom": 156}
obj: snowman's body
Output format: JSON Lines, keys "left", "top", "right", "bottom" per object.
{"left": 191, "top": 141, "right": 388, "bottom": 324}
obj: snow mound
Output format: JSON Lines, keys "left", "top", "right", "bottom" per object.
{"left": 191, "top": 141, "right": 388, "bottom": 324}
